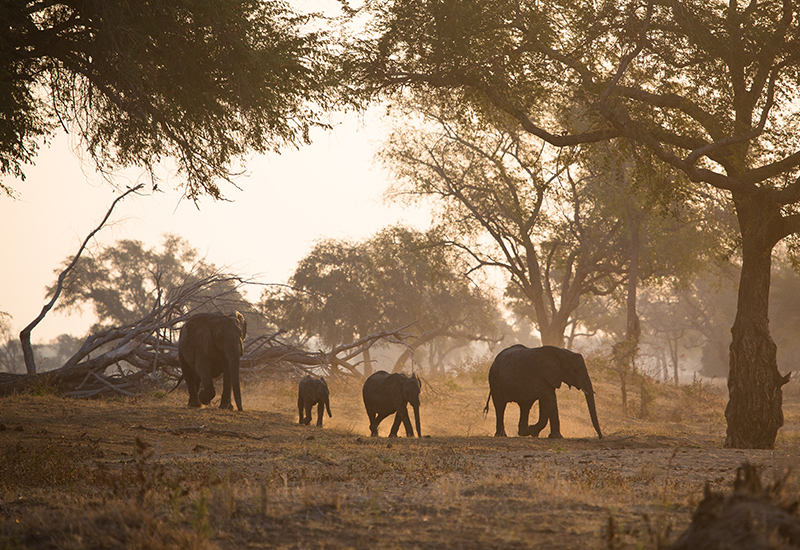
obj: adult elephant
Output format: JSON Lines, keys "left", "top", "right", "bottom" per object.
{"left": 178, "top": 311, "right": 247, "bottom": 411}
{"left": 297, "top": 375, "right": 332, "bottom": 427}
{"left": 484, "top": 344, "right": 603, "bottom": 439}
{"left": 362, "top": 371, "right": 422, "bottom": 438}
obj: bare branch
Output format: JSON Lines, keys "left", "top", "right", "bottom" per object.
{"left": 19, "top": 184, "right": 145, "bottom": 374}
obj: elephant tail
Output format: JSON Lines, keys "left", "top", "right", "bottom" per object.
{"left": 483, "top": 391, "right": 492, "bottom": 417}
{"left": 167, "top": 374, "right": 184, "bottom": 394}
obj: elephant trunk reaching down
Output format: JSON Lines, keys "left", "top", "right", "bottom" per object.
{"left": 583, "top": 387, "right": 603, "bottom": 439}
{"left": 412, "top": 402, "right": 422, "bottom": 438}
{"left": 326, "top": 397, "right": 332, "bottom": 418}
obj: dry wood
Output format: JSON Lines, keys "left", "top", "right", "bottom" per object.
{"left": 0, "top": 272, "right": 418, "bottom": 397}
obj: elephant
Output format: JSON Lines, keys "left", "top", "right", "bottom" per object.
{"left": 362, "top": 370, "right": 422, "bottom": 438}
{"left": 177, "top": 311, "right": 247, "bottom": 411}
{"left": 484, "top": 344, "right": 603, "bottom": 439}
{"left": 297, "top": 375, "right": 332, "bottom": 427}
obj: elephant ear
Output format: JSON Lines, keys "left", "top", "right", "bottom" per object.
{"left": 540, "top": 348, "right": 565, "bottom": 389}
{"left": 384, "top": 374, "right": 401, "bottom": 393}
{"left": 233, "top": 311, "right": 247, "bottom": 339}
{"left": 555, "top": 349, "right": 588, "bottom": 390}
{"left": 229, "top": 311, "right": 246, "bottom": 355}
{"left": 384, "top": 374, "right": 407, "bottom": 405}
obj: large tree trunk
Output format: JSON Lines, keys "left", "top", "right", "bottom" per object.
{"left": 724, "top": 197, "right": 789, "bottom": 449}
{"left": 539, "top": 325, "right": 565, "bottom": 348}
{"left": 612, "top": 211, "right": 643, "bottom": 416}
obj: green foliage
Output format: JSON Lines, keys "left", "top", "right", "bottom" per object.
{"left": 1, "top": 0, "right": 347, "bottom": 199}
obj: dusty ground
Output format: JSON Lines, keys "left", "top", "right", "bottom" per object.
{"left": 1, "top": 367, "right": 799, "bottom": 549}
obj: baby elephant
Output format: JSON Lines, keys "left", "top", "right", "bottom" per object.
{"left": 297, "top": 375, "right": 332, "bottom": 427}
{"left": 362, "top": 370, "right": 422, "bottom": 438}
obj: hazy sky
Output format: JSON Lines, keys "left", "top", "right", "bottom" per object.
{"left": 1, "top": 109, "right": 431, "bottom": 343}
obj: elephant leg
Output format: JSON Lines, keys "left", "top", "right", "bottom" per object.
{"left": 184, "top": 366, "right": 202, "bottom": 408}
{"left": 316, "top": 402, "right": 324, "bottom": 427}
{"left": 303, "top": 404, "right": 313, "bottom": 425}
{"left": 230, "top": 360, "right": 242, "bottom": 411}
{"left": 388, "top": 411, "right": 404, "bottom": 437}
{"left": 398, "top": 407, "right": 414, "bottom": 437}
{"left": 180, "top": 352, "right": 203, "bottom": 408}
{"left": 298, "top": 396, "right": 305, "bottom": 424}
{"left": 372, "top": 411, "right": 392, "bottom": 437}
{"left": 542, "top": 392, "right": 563, "bottom": 439}
{"left": 517, "top": 401, "right": 534, "bottom": 436}
{"left": 196, "top": 358, "right": 216, "bottom": 406}
{"left": 527, "top": 400, "right": 548, "bottom": 438}
{"left": 493, "top": 399, "right": 508, "bottom": 437}
{"left": 365, "top": 406, "right": 379, "bottom": 436}
{"left": 219, "top": 370, "right": 233, "bottom": 410}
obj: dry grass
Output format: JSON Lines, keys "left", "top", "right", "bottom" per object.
{"left": 1, "top": 361, "right": 798, "bottom": 549}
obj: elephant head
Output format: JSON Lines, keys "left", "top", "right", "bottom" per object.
{"left": 542, "top": 347, "right": 603, "bottom": 439}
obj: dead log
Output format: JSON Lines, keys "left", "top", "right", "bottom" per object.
{"left": 0, "top": 312, "right": 419, "bottom": 397}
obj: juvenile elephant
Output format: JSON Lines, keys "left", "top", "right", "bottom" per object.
{"left": 362, "top": 370, "right": 422, "bottom": 438}
{"left": 297, "top": 375, "right": 332, "bottom": 427}
{"left": 484, "top": 344, "right": 603, "bottom": 439}
{"left": 178, "top": 311, "right": 247, "bottom": 411}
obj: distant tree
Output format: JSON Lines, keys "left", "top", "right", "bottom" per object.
{"left": 261, "top": 226, "right": 503, "bottom": 374}
{"left": 50, "top": 234, "right": 249, "bottom": 332}
{"left": 380, "top": 99, "right": 620, "bottom": 347}
{"left": 0, "top": 313, "right": 24, "bottom": 373}
{"left": 1, "top": 0, "right": 345, "bottom": 199}
{"left": 37, "top": 334, "right": 85, "bottom": 373}
{"left": 380, "top": 100, "right": 716, "bottom": 348}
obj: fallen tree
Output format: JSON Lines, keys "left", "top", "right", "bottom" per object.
{"left": 0, "top": 272, "right": 419, "bottom": 398}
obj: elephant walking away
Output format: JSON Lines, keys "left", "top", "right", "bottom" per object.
{"left": 178, "top": 311, "right": 247, "bottom": 411}
{"left": 362, "top": 371, "right": 422, "bottom": 438}
{"left": 484, "top": 344, "right": 603, "bottom": 439}
{"left": 298, "top": 375, "right": 332, "bottom": 427}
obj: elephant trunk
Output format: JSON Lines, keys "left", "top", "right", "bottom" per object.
{"left": 583, "top": 388, "right": 603, "bottom": 439}
{"left": 413, "top": 404, "right": 422, "bottom": 438}
{"left": 325, "top": 397, "right": 332, "bottom": 418}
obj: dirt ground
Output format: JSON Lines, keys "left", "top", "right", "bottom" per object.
{"left": 1, "top": 370, "right": 799, "bottom": 549}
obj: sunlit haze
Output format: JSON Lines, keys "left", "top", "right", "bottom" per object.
{"left": 0, "top": 109, "right": 431, "bottom": 342}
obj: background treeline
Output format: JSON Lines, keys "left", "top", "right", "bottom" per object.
{"left": 4, "top": 228, "right": 800, "bottom": 383}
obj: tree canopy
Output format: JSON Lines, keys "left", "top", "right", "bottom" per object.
{"left": 260, "top": 225, "right": 503, "bottom": 372}
{"left": 1, "top": 0, "right": 345, "bottom": 199}
{"left": 354, "top": 0, "right": 800, "bottom": 448}
{"left": 380, "top": 99, "right": 721, "bottom": 348}
{"left": 50, "top": 234, "right": 247, "bottom": 332}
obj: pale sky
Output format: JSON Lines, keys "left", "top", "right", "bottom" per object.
{"left": 0, "top": 109, "right": 431, "bottom": 343}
